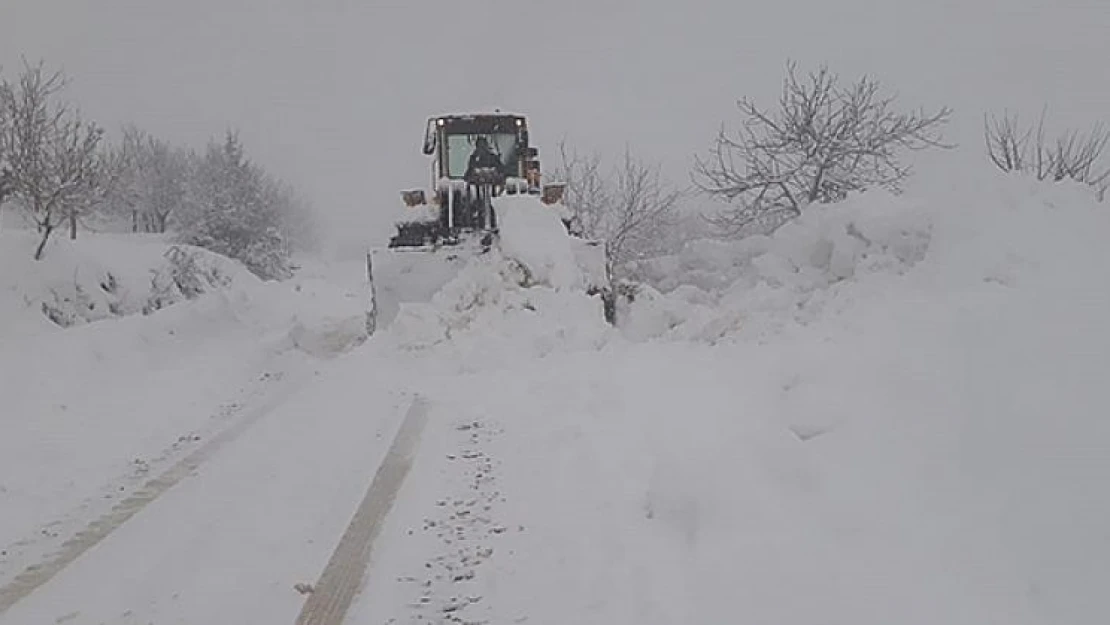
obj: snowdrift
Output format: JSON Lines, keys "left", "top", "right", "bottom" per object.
{"left": 620, "top": 189, "right": 934, "bottom": 343}
{"left": 620, "top": 174, "right": 1110, "bottom": 348}
{"left": 0, "top": 230, "right": 369, "bottom": 357}
{"left": 0, "top": 231, "right": 254, "bottom": 342}
{"left": 597, "top": 174, "right": 1110, "bottom": 623}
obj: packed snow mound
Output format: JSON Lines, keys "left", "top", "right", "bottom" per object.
{"left": 0, "top": 229, "right": 371, "bottom": 359}
{"left": 621, "top": 175, "right": 1103, "bottom": 343}
{"left": 0, "top": 230, "right": 256, "bottom": 341}
{"left": 494, "top": 194, "right": 603, "bottom": 292}
{"left": 621, "top": 189, "right": 932, "bottom": 342}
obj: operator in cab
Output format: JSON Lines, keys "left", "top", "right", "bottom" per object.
{"left": 465, "top": 136, "right": 504, "bottom": 181}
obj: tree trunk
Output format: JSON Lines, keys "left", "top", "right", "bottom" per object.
{"left": 132, "top": 209, "right": 138, "bottom": 233}
{"left": 69, "top": 208, "right": 77, "bottom": 240}
{"left": 35, "top": 222, "right": 55, "bottom": 260}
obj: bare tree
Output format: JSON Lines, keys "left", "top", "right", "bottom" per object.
{"left": 984, "top": 106, "right": 1110, "bottom": 199}
{"left": 73, "top": 140, "right": 131, "bottom": 236}
{"left": 694, "top": 61, "right": 953, "bottom": 236}
{"left": 175, "top": 130, "right": 295, "bottom": 280}
{"left": 551, "top": 140, "right": 682, "bottom": 278}
{"left": 604, "top": 148, "right": 683, "bottom": 276}
{"left": 105, "top": 124, "right": 193, "bottom": 233}
{"left": 0, "top": 60, "right": 105, "bottom": 259}
{"left": 0, "top": 71, "right": 8, "bottom": 211}
{"left": 0, "top": 65, "right": 8, "bottom": 210}
{"left": 552, "top": 140, "right": 611, "bottom": 239}
{"left": 0, "top": 168, "right": 11, "bottom": 207}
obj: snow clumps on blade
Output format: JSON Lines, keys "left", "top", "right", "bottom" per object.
{"left": 494, "top": 195, "right": 587, "bottom": 291}
{"left": 377, "top": 196, "right": 613, "bottom": 361}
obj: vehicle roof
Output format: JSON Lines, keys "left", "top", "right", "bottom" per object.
{"left": 430, "top": 111, "right": 526, "bottom": 121}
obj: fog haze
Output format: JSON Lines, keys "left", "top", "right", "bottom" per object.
{"left": 3, "top": 0, "right": 1108, "bottom": 253}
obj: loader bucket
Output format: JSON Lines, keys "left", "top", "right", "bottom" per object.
{"left": 365, "top": 244, "right": 476, "bottom": 336}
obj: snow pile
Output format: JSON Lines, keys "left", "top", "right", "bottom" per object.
{"left": 494, "top": 194, "right": 595, "bottom": 292}
{"left": 620, "top": 189, "right": 935, "bottom": 342}
{"left": 623, "top": 175, "right": 1110, "bottom": 622}
{"left": 0, "top": 230, "right": 369, "bottom": 358}
{"left": 624, "top": 175, "right": 1110, "bottom": 347}
{"left": 0, "top": 231, "right": 255, "bottom": 341}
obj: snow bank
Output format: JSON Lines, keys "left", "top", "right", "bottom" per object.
{"left": 0, "top": 230, "right": 255, "bottom": 342}
{"left": 624, "top": 174, "right": 1110, "bottom": 348}
{"left": 0, "top": 230, "right": 369, "bottom": 357}
{"left": 621, "top": 188, "right": 934, "bottom": 342}
{"left": 616, "top": 174, "right": 1110, "bottom": 622}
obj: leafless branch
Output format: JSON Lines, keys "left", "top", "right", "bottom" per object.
{"left": 694, "top": 60, "right": 953, "bottom": 236}
{"left": 984, "top": 106, "right": 1110, "bottom": 199}
{"left": 551, "top": 139, "right": 682, "bottom": 276}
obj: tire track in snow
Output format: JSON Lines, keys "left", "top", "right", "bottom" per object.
{"left": 0, "top": 367, "right": 314, "bottom": 616}
{"left": 294, "top": 394, "right": 430, "bottom": 625}
{"left": 362, "top": 413, "right": 515, "bottom": 625}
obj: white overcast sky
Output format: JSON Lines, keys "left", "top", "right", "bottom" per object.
{"left": 2, "top": 0, "right": 1108, "bottom": 250}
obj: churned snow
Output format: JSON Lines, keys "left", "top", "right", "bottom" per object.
{"left": 372, "top": 194, "right": 610, "bottom": 363}
{"left": 494, "top": 194, "right": 589, "bottom": 292}
{"left": 2, "top": 170, "right": 1109, "bottom": 625}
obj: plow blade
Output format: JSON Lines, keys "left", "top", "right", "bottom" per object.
{"left": 365, "top": 240, "right": 485, "bottom": 336}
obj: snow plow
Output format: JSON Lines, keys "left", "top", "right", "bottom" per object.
{"left": 366, "top": 112, "right": 612, "bottom": 336}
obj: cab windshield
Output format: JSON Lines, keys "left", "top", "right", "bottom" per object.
{"left": 444, "top": 132, "right": 519, "bottom": 178}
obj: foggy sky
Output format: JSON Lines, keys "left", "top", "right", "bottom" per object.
{"left": 3, "top": 0, "right": 1108, "bottom": 254}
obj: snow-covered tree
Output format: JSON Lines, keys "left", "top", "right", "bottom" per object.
{"left": 0, "top": 60, "right": 106, "bottom": 258}
{"left": 176, "top": 131, "right": 293, "bottom": 280}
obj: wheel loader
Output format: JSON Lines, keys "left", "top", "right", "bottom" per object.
{"left": 390, "top": 111, "right": 567, "bottom": 249}
{"left": 365, "top": 111, "right": 610, "bottom": 337}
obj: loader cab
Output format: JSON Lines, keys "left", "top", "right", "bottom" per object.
{"left": 422, "top": 113, "right": 541, "bottom": 185}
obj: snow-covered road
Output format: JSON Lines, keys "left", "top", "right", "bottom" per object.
{"left": 0, "top": 350, "right": 417, "bottom": 625}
